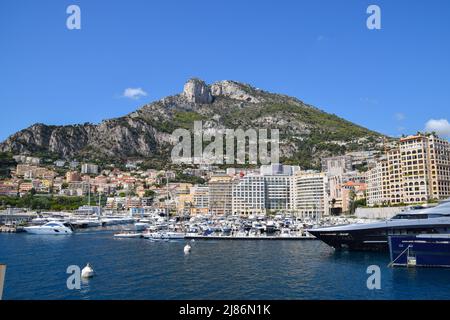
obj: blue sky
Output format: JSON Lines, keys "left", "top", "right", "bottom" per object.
{"left": 1, "top": 0, "right": 449, "bottom": 141}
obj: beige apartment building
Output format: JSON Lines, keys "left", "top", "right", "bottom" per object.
{"left": 387, "top": 148, "right": 403, "bottom": 204}
{"left": 428, "top": 135, "right": 450, "bottom": 200}
{"left": 367, "top": 134, "right": 450, "bottom": 206}
{"left": 208, "top": 174, "right": 233, "bottom": 215}
{"left": 399, "top": 135, "right": 432, "bottom": 203}
{"left": 190, "top": 185, "right": 209, "bottom": 215}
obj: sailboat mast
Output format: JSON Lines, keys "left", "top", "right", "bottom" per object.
{"left": 166, "top": 173, "right": 169, "bottom": 222}
{"left": 88, "top": 181, "right": 91, "bottom": 206}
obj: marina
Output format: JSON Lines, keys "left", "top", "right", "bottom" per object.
{"left": 0, "top": 204, "right": 375, "bottom": 240}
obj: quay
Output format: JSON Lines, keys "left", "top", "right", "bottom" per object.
{"left": 185, "top": 235, "right": 317, "bottom": 241}
{"left": 0, "top": 225, "right": 25, "bottom": 233}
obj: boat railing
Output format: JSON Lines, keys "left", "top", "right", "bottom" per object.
{"left": 388, "top": 244, "right": 413, "bottom": 268}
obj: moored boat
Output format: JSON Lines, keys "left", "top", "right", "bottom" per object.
{"left": 308, "top": 200, "right": 450, "bottom": 251}
{"left": 24, "top": 221, "right": 74, "bottom": 235}
{"left": 114, "top": 232, "right": 143, "bottom": 238}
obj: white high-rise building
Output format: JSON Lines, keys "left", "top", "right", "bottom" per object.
{"left": 81, "top": 163, "right": 99, "bottom": 175}
{"left": 232, "top": 175, "right": 266, "bottom": 215}
{"left": 367, "top": 160, "right": 388, "bottom": 206}
{"left": 294, "top": 171, "right": 329, "bottom": 219}
{"left": 260, "top": 164, "right": 298, "bottom": 212}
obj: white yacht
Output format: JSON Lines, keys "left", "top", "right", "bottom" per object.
{"left": 134, "top": 222, "right": 150, "bottom": 231}
{"left": 24, "top": 221, "right": 74, "bottom": 235}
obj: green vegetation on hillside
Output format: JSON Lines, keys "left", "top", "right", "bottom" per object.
{"left": 0, "top": 152, "right": 17, "bottom": 178}
{"left": 173, "top": 172, "right": 205, "bottom": 185}
{"left": 0, "top": 194, "right": 96, "bottom": 211}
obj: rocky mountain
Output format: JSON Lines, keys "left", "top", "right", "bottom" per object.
{"left": 0, "top": 78, "right": 385, "bottom": 169}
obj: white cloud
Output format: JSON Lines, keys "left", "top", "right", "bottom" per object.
{"left": 395, "top": 113, "right": 405, "bottom": 121}
{"left": 123, "top": 87, "right": 147, "bottom": 100}
{"left": 425, "top": 119, "right": 450, "bottom": 137}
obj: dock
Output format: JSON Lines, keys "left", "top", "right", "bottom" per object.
{"left": 0, "top": 225, "right": 25, "bottom": 233}
{"left": 185, "top": 235, "right": 317, "bottom": 241}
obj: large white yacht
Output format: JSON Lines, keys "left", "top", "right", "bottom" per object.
{"left": 308, "top": 199, "right": 450, "bottom": 251}
{"left": 24, "top": 221, "right": 74, "bottom": 235}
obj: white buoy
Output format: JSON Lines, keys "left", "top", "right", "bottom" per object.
{"left": 81, "top": 263, "right": 94, "bottom": 278}
{"left": 184, "top": 244, "right": 191, "bottom": 254}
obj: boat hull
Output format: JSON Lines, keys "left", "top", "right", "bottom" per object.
{"left": 389, "top": 235, "right": 450, "bottom": 267}
{"left": 24, "top": 227, "right": 73, "bottom": 235}
{"left": 307, "top": 227, "right": 389, "bottom": 251}
{"left": 308, "top": 222, "right": 450, "bottom": 252}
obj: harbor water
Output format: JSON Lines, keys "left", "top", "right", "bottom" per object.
{"left": 1, "top": 230, "right": 450, "bottom": 300}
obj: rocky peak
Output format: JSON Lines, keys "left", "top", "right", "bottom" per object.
{"left": 211, "top": 80, "right": 261, "bottom": 103}
{"left": 182, "top": 78, "right": 213, "bottom": 104}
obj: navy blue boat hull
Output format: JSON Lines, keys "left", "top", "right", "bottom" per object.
{"left": 389, "top": 235, "right": 450, "bottom": 267}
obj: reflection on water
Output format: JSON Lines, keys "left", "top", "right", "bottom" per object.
{"left": 1, "top": 231, "right": 450, "bottom": 300}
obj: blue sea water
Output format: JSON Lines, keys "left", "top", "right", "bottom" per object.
{"left": 1, "top": 229, "right": 450, "bottom": 300}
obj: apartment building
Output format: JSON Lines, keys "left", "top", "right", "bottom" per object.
{"left": 67, "top": 181, "right": 90, "bottom": 196}
{"left": 294, "top": 171, "right": 329, "bottom": 219}
{"left": 428, "top": 135, "right": 450, "bottom": 200}
{"left": 232, "top": 174, "right": 266, "bottom": 215}
{"left": 367, "top": 134, "right": 450, "bottom": 205}
{"left": 260, "top": 164, "right": 298, "bottom": 212}
{"left": 399, "top": 135, "right": 431, "bottom": 203}
{"left": 106, "top": 196, "right": 142, "bottom": 210}
{"left": 190, "top": 185, "right": 209, "bottom": 215}
{"left": 386, "top": 148, "right": 403, "bottom": 204}
{"left": 175, "top": 186, "right": 193, "bottom": 214}
{"left": 367, "top": 160, "right": 389, "bottom": 206}
{"left": 321, "top": 155, "right": 353, "bottom": 176}
{"left": 66, "top": 171, "right": 81, "bottom": 182}
{"left": 81, "top": 163, "right": 99, "bottom": 175}
{"left": 208, "top": 174, "right": 233, "bottom": 215}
